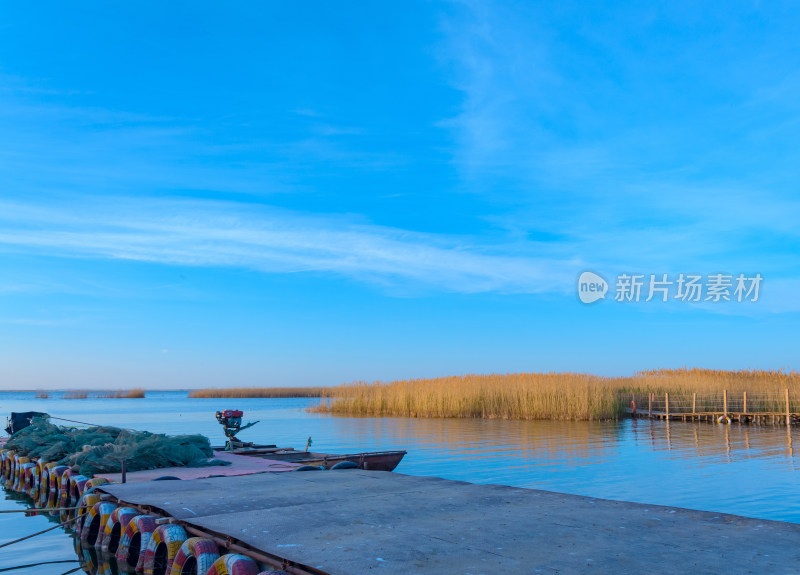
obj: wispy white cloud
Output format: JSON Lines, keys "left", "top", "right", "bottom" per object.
{"left": 0, "top": 197, "right": 579, "bottom": 295}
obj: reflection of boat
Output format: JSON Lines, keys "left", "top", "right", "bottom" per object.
{"left": 213, "top": 442, "right": 407, "bottom": 471}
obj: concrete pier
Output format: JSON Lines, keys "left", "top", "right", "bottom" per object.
{"left": 100, "top": 470, "right": 800, "bottom": 574}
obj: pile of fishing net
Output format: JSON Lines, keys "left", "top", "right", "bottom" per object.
{"left": 5, "top": 418, "right": 229, "bottom": 476}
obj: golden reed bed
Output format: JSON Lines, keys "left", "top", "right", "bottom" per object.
{"left": 61, "top": 388, "right": 146, "bottom": 399}
{"left": 310, "top": 369, "right": 800, "bottom": 421}
{"left": 189, "top": 386, "right": 330, "bottom": 398}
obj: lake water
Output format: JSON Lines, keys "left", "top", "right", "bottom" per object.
{"left": 2, "top": 391, "right": 799, "bottom": 574}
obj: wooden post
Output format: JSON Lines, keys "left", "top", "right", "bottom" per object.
{"left": 648, "top": 393, "right": 652, "bottom": 417}
{"left": 665, "top": 393, "right": 670, "bottom": 419}
{"left": 723, "top": 389, "right": 728, "bottom": 416}
{"left": 692, "top": 393, "right": 696, "bottom": 415}
{"left": 786, "top": 388, "right": 791, "bottom": 426}
{"left": 743, "top": 391, "right": 747, "bottom": 414}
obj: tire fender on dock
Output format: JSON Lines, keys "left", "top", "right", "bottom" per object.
{"left": 206, "top": 553, "right": 261, "bottom": 575}
{"left": 142, "top": 523, "right": 188, "bottom": 575}
{"left": 81, "top": 501, "right": 118, "bottom": 547}
{"left": 116, "top": 514, "right": 158, "bottom": 570}
{"left": 0, "top": 450, "right": 14, "bottom": 481}
{"left": 169, "top": 537, "right": 220, "bottom": 575}
{"left": 84, "top": 476, "right": 111, "bottom": 492}
{"left": 39, "top": 462, "right": 58, "bottom": 506}
{"left": 100, "top": 506, "right": 139, "bottom": 554}
{"left": 3, "top": 453, "right": 19, "bottom": 488}
{"left": 30, "top": 458, "right": 46, "bottom": 500}
{"left": 47, "top": 465, "right": 69, "bottom": 509}
{"left": 73, "top": 492, "right": 102, "bottom": 532}
{"left": 12, "top": 456, "right": 31, "bottom": 491}
{"left": 18, "top": 462, "right": 37, "bottom": 494}
{"left": 69, "top": 474, "right": 89, "bottom": 504}
{"left": 58, "top": 469, "right": 77, "bottom": 507}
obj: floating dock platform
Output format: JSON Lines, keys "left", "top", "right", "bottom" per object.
{"left": 99, "top": 470, "right": 800, "bottom": 574}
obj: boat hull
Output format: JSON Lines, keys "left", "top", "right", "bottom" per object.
{"left": 279, "top": 450, "right": 407, "bottom": 471}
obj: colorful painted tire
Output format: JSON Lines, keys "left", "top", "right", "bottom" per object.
{"left": 73, "top": 492, "right": 102, "bottom": 531}
{"left": 4, "top": 453, "right": 22, "bottom": 488}
{"left": 718, "top": 415, "right": 732, "bottom": 424}
{"left": 168, "top": 537, "right": 219, "bottom": 575}
{"left": 6, "top": 454, "right": 18, "bottom": 486}
{"left": 206, "top": 554, "right": 261, "bottom": 575}
{"left": 29, "top": 459, "right": 45, "bottom": 500}
{"left": 12, "top": 456, "right": 31, "bottom": 491}
{"left": 28, "top": 460, "right": 44, "bottom": 496}
{"left": 47, "top": 465, "right": 69, "bottom": 509}
{"left": 84, "top": 476, "right": 111, "bottom": 492}
{"left": 39, "top": 462, "right": 58, "bottom": 506}
{"left": 116, "top": 514, "right": 158, "bottom": 570}
{"left": 58, "top": 469, "right": 76, "bottom": 507}
{"left": 18, "top": 462, "right": 36, "bottom": 494}
{"left": 69, "top": 474, "right": 89, "bottom": 503}
{"left": 80, "top": 501, "right": 117, "bottom": 547}
{"left": 100, "top": 506, "right": 139, "bottom": 553}
{"left": 142, "top": 523, "right": 188, "bottom": 575}
{"left": 4, "top": 453, "right": 21, "bottom": 487}
{"left": 0, "top": 450, "right": 13, "bottom": 481}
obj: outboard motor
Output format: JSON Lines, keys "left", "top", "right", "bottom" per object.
{"left": 215, "top": 409, "right": 259, "bottom": 451}
{"left": 5, "top": 411, "right": 49, "bottom": 435}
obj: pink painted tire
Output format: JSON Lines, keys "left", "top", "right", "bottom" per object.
{"left": 206, "top": 554, "right": 261, "bottom": 575}
{"left": 80, "top": 502, "right": 118, "bottom": 547}
{"left": 142, "top": 523, "right": 188, "bottom": 575}
{"left": 169, "top": 537, "right": 219, "bottom": 575}
{"left": 116, "top": 514, "right": 158, "bottom": 570}
{"left": 69, "top": 474, "right": 89, "bottom": 504}
{"left": 100, "top": 506, "right": 139, "bottom": 553}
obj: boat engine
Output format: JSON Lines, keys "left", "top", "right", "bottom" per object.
{"left": 215, "top": 409, "right": 259, "bottom": 450}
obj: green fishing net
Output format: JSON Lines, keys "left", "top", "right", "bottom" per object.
{"left": 5, "top": 418, "right": 229, "bottom": 476}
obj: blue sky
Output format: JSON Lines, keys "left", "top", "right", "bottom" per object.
{"left": 1, "top": 1, "right": 799, "bottom": 389}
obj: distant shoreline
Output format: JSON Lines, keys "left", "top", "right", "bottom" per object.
{"left": 4, "top": 368, "right": 800, "bottom": 421}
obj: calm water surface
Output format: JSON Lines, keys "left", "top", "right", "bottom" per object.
{"left": 1, "top": 391, "right": 799, "bottom": 573}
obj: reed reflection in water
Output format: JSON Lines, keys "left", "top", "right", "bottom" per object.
{"left": 315, "top": 413, "right": 800, "bottom": 522}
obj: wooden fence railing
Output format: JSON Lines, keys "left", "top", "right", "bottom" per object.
{"left": 623, "top": 389, "right": 797, "bottom": 425}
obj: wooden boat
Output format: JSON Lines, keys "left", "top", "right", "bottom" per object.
{"left": 212, "top": 441, "right": 406, "bottom": 471}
